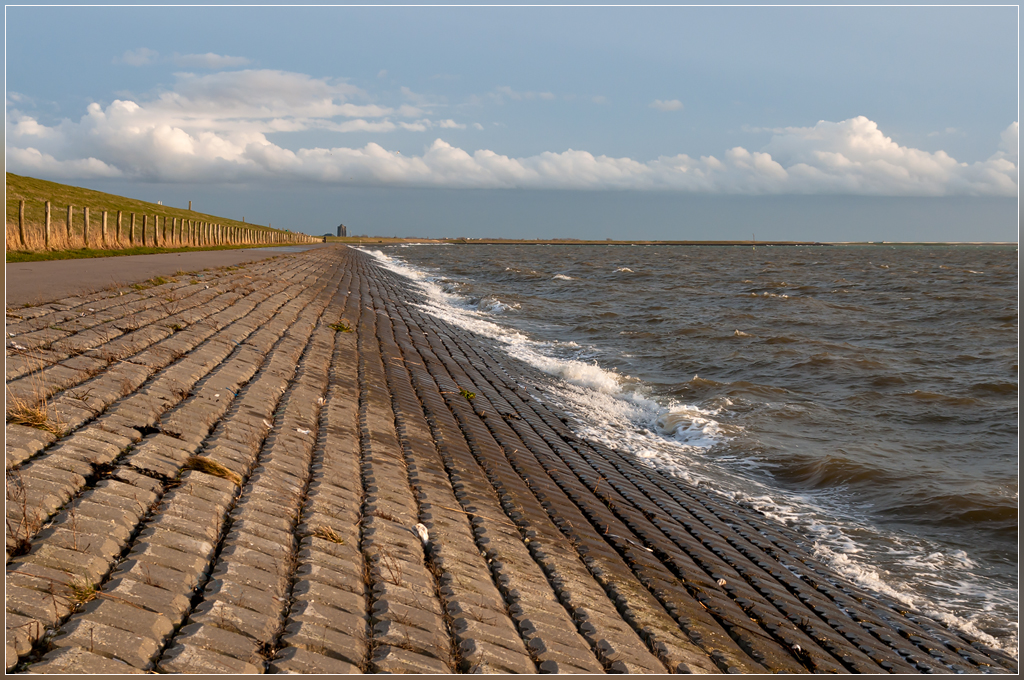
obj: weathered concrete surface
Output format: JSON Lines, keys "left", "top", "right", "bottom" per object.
{"left": 5, "top": 246, "right": 1018, "bottom": 674}
{"left": 4, "top": 245, "right": 325, "bottom": 307}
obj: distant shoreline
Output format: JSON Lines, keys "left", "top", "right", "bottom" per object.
{"left": 330, "top": 237, "right": 1018, "bottom": 247}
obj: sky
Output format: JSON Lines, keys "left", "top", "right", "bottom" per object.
{"left": 5, "top": 5, "right": 1019, "bottom": 241}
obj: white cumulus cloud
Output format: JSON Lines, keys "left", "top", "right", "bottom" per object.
{"left": 651, "top": 99, "right": 684, "bottom": 111}
{"left": 4, "top": 70, "right": 1016, "bottom": 197}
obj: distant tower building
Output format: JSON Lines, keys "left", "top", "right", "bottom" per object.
{"left": 337, "top": 224, "right": 347, "bottom": 237}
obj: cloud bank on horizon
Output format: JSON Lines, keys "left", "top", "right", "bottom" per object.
{"left": 6, "top": 68, "right": 1017, "bottom": 197}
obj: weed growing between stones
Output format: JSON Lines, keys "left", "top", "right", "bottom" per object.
{"left": 182, "top": 455, "right": 242, "bottom": 486}
{"left": 376, "top": 548, "right": 405, "bottom": 587}
{"left": 459, "top": 388, "right": 476, "bottom": 401}
{"left": 5, "top": 469, "right": 39, "bottom": 556}
{"left": 67, "top": 580, "right": 98, "bottom": 607}
{"left": 118, "top": 378, "right": 134, "bottom": 398}
{"left": 328, "top": 320, "right": 353, "bottom": 333}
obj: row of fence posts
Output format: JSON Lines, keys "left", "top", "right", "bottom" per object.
{"left": 11, "top": 199, "right": 316, "bottom": 251}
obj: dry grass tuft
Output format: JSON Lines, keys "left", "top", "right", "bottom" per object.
{"left": 6, "top": 389, "right": 65, "bottom": 436}
{"left": 183, "top": 456, "right": 242, "bottom": 486}
{"left": 311, "top": 525, "right": 346, "bottom": 544}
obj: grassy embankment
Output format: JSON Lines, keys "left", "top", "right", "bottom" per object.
{"left": 6, "top": 173, "right": 311, "bottom": 262}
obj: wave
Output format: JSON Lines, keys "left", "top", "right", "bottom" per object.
{"left": 970, "top": 381, "right": 1017, "bottom": 395}
{"left": 731, "top": 490, "right": 1019, "bottom": 661}
{"left": 553, "top": 274, "right": 575, "bottom": 280}
{"left": 469, "top": 296, "right": 519, "bottom": 315}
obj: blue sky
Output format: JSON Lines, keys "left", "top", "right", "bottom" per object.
{"left": 5, "top": 5, "right": 1019, "bottom": 240}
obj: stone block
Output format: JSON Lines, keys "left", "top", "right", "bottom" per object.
{"left": 225, "top": 529, "right": 292, "bottom": 560}
{"left": 79, "top": 425, "right": 134, "bottom": 450}
{"left": 279, "top": 620, "right": 367, "bottom": 666}
{"left": 146, "top": 513, "right": 221, "bottom": 543}
{"left": 136, "top": 526, "right": 215, "bottom": 560}
{"left": 293, "top": 579, "right": 366, "bottom": 616}
{"left": 288, "top": 599, "right": 368, "bottom": 638}
{"left": 210, "top": 561, "right": 289, "bottom": 594}
{"left": 172, "top": 622, "right": 263, "bottom": 665}
{"left": 371, "top": 644, "right": 451, "bottom": 674}
{"left": 103, "top": 578, "right": 192, "bottom": 621}
{"left": 6, "top": 613, "right": 43, "bottom": 656}
{"left": 202, "top": 577, "right": 282, "bottom": 617}
{"left": 51, "top": 618, "right": 161, "bottom": 669}
{"left": 268, "top": 646, "right": 362, "bottom": 674}
{"left": 17, "top": 543, "right": 110, "bottom": 584}
{"left": 371, "top": 596, "right": 445, "bottom": 632}
{"left": 291, "top": 562, "right": 362, "bottom": 597}
{"left": 372, "top": 619, "right": 448, "bottom": 659}
{"left": 37, "top": 454, "right": 94, "bottom": 479}
{"left": 71, "top": 499, "right": 136, "bottom": 534}
{"left": 527, "top": 635, "right": 603, "bottom": 672}
{"left": 230, "top": 518, "right": 295, "bottom": 546}
{"left": 189, "top": 599, "right": 280, "bottom": 643}
{"left": 125, "top": 542, "right": 209, "bottom": 580}
{"left": 231, "top": 504, "right": 294, "bottom": 532}
{"left": 34, "top": 526, "right": 122, "bottom": 560}
{"left": 459, "top": 637, "right": 537, "bottom": 674}
{"left": 217, "top": 543, "right": 286, "bottom": 576}
{"left": 157, "top": 642, "right": 262, "bottom": 674}
{"left": 75, "top": 597, "right": 174, "bottom": 641}
{"left": 450, "top": 616, "right": 526, "bottom": 653}
{"left": 28, "top": 646, "right": 146, "bottom": 674}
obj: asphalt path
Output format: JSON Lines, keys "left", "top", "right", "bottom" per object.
{"left": 4, "top": 245, "right": 328, "bottom": 307}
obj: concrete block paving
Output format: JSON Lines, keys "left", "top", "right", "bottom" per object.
{"left": 6, "top": 247, "right": 1018, "bottom": 674}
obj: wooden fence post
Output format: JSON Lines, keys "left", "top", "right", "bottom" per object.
{"left": 116, "top": 211, "right": 122, "bottom": 246}
{"left": 102, "top": 211, "right": 108, "bottom": 247}
{"left": 83, "top": 207, "right": 90, "bottom": 248}
{"left": 66, "top": 204, "right": 74, "bottom": 247}
{"left": 129, "top": 213, "right": 136, "bottom": 245}
{"left": 44, "top": 201, "right": 51, "bottom": 249}
{"left": 18, "top": 200, "right": 25, "bottom": 249}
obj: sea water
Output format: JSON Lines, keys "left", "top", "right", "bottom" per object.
{"left": 361, "top": 243, "right": 1018, "bottom": 658}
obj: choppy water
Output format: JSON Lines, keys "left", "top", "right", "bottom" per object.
{"left": 361, "top": 243, "right": 1018, "bottom": 658}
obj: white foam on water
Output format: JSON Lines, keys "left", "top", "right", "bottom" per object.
{"left": 359, "top": 247, "right": 727, "bottom": 449}
{"left": 359, "top": 245, "right": 1018, "bottom": 661}
{"left": 473, "top": 296, "right": 519, "bottom": 314}
{"left": 729, "top": 489, "right": 1019, "bottom": 660}
{"left": 553, "top": 273, "right": 575, "bottom": 280}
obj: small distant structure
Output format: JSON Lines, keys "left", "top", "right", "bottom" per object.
{"left": 337, "top": 224, "right": 347, "bottom": 237}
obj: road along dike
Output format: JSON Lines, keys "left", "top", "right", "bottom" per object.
{"left": 5, "top": 246, "right": 1017, "bottom": 674}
